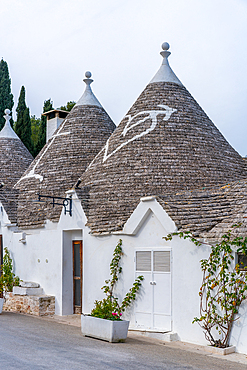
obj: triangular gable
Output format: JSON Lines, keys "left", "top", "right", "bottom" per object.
{"left": 119, "top": 196, "right": 177, "bottom": 236}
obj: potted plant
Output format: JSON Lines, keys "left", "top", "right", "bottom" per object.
{"left": 81, "top": 239, "right": 144, "bottom": 342}
{"left": 0, "top": 247, "right": 20, "bottom": 314}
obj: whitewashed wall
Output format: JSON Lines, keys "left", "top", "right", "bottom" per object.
{"left": 0, "top": 196, "right": 85, "bottom": 315}
{"left": 80, "top": 197, "right": 247, "bottom": 354}
{"left": 1, "top": 195, "right": 247, "bottom": 354}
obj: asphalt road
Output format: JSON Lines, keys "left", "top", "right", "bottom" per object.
{"left": 0, "top": 312, "right": 246, "bottom": 370}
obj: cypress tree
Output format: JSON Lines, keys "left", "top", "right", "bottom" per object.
{"left": 15, "top": 86, "right": 26, "bottom": 137}
{"left": 22, "top": 107, "right": 33, "bottom": 154}
{"left": 0, "top": 59, "right": 14, "bottom": 130}
{"left": 34, "top": 99, "right": 53, "bottom": 156}
{"left": 15, "top": 86, "right": 33, "bottom": 154}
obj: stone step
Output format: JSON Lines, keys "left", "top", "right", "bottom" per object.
{"left": 13, "top": 286, "right": 44, "bottom": 296}
{"left": 128, "top": 329, "right": 178, "bottom": 342}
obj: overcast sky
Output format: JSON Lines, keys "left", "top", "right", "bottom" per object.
{"left": 0, "top": 0, "right": 246, "bottom": 156}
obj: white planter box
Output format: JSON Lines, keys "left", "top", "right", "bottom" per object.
{"left": 81, "top": 315, "right": 129, "bottom": 343}
{"left": 204, "top": 345, "right": 236, "bottom": 355}
{"left": 0, "top": 298, "right": 4, "bottom": 314}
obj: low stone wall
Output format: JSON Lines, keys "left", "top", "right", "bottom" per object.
{"left": 3, "top": 293, "right": 55, "bottom": 316}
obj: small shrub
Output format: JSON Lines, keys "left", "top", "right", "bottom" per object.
{"left": 91, "top": 239, "right": 144, "bottom": 321}
{"left": 0, "top": 247, "right": 20, "bottom": 296}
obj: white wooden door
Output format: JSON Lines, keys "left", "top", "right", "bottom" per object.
{"left": 135, "top": 249, "right": 171, "bottom": 331}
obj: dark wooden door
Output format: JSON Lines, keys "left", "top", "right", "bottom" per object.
{"left": 72, "top": 241, "right": 82, "bottom": 314}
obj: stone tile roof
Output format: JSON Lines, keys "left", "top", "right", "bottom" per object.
{"left": 76, "top": 44, "right": 246, "bottom": 236}
{"left": 15, "top": 104, "right": 115, "bottom": 228}
{"left": 0, "top": 137, "right": 33, "bottom": 188}
{"left": 0, "top": 110, "right": 33, "bottom": 223}
{"left": 76, "top": 178, "right": 247, "bottom": 243}
{"left": 0, "top": 187, "right": 19, "bottom": 224}
{"left": 76, "top": 80, "right": 247, "bottom": 234}
{"left": 157, "top": 179, "right": 247, "bottom": 241}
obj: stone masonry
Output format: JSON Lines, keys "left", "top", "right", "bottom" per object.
{"left": 3, "top": 293, "right": 55, "bottom": 316}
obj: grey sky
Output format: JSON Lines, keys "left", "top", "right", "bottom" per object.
{"left": 0, "top": 0, "right": 246, "bottom": 156}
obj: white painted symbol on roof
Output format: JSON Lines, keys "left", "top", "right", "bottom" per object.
{"left": 15, "top": 120, "right": 71, "bottom": 185}
{"left": 103, "top": 105, "right": 176, "bottom": 162}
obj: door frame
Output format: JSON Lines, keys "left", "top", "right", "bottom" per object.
{"left": 72, "top": 240, "right": 83, "bottom": 314}
{"left": 134, "top": 247, "right": 172, "bottom": 331}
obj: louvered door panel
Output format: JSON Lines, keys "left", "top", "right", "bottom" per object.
{"left": 136, "top": 251, "right": 151, "bottom": 271}
{"left": 135, "top": 251, "right": 152, "bottom": 328}
{"left": 153, "top": 251, "right": 170, "bottom": 272}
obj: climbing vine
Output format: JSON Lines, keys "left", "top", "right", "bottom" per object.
{"left": 164, "top": 224, "right": 247, "bottom": 348}
{"left": 91, "top": 239, "right": 144, "bottom": 320}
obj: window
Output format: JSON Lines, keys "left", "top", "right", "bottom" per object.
{"left": 237, "top": 253, "right": 247, "bottom": 270}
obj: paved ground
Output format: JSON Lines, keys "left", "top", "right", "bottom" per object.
{"left": 1, "top": 312, "right": 247, "bottom": 370}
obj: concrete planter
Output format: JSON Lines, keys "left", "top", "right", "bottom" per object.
{"left": 0, "top": 298, "right": 4, "bottom": 314}
{"left": 81, "top": 315, "right": 129, "bottom": 342}
{"left": 204, "top": 345, "right": 236, "bottom": 355}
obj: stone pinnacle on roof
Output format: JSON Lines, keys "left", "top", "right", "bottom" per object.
{"left": 0, "top": 109, "right": 19, "bottom": 139}
{"left": 75, "top": 71, "right": 103, "bottom": 108}
{"left": 150, "top": 42, "right": 183, "bottom": 85}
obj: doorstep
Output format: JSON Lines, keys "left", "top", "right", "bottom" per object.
{"left": 128, "top": 328, "right": 178, "bottom": 342}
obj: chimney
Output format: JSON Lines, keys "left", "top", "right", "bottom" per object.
{"left": 42, "top": 109, "right": 69, "bottom": 142}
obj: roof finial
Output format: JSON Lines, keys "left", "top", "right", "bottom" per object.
{"left": 4, "top": 109, "right": 11, "bottom": 124}
{"left": 0, "top": 108, "right": 19, "bottom": 139}
{"left": 76, "top": 71, "right": 102, "bottom": 108}
{"left": 149, "top": 41, "right": 182, "bottom": 86}
{"left": 160, "top": 42, "right": 171, "bottom": 60}
{"left": 83, "top": 71, "right": 93, "bottom": 86}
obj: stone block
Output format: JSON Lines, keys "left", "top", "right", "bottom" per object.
{"left": 13, "top": 286, "right": 43, "bottom": 296}
{"left": 3, "top": 294, "right": 55, "bottom": 316}
{"left": 20, "top": 281, "right": 40, "bottom": 288}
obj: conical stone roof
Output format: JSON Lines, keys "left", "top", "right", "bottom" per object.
{"left": 76, "top": 43, "right": 247, "bottom": 234}
{"left": 0, "top": 109, "right": 33, "bottom": 187}
{"left": 0, "top": 109, "right": 33, "bottom": 223}
{"left": 15, "top": 72, "right": 116, "bottom": 228}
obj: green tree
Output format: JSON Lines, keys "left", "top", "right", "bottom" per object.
{"left": 15, "top": 86, "right": 33, "bottom": 154}
{"left": 15, "top": 86, "right": 26, "bottom": 136}
{"left": 58, "top": 101, "right": 76, "bottom": 112}
{"left": 34, "top": 99, "right": 53, "bottom": 156}
{"left": 22, "top": 107, "right": 33, "bottom": 154}
{"left": 0, "top": 59, "right": 14, "bottom": 130}
{"left": 31, "top": 115, "right": 41, "bottom": 150}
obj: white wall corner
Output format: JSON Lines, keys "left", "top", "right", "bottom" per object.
{"left": 122, "top": 198, "right": 177, "bottom": 235}
{"left": 58, "top": 190, "right": 87, "bottom": 231}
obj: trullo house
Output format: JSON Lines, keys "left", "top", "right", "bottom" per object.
{"left": 1, "top": 43, "right": 247, "bottom": 354}
{"left": 72, "top": 42, "right": 247, "bottom": 353}
{"left": 1, "top": 73, "right": 115, "bottom": 314}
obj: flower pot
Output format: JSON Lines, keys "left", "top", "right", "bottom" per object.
{"left": 0, "top": 298, "right": 4, "bottom": 314}
{"left": 81, "top": 315, "right": 129, "bottom": 343}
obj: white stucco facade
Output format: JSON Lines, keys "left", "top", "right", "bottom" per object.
{"left": 1, "top": 194, "right": 247, "bottom": 354}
